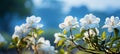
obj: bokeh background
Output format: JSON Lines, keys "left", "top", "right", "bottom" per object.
{"left": 0, "top": 0, "right": 120, "bottom": 46}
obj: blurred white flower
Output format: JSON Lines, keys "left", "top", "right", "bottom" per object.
{"left": 112, "top": 44, "right": 116, "bottom": 47}
{"left": 106, "top": 45, "right": 110, "bottom": 48}
{"left": 12, "top": 24, "right": 30, "bottom": 39}
{"left": 37, "top": 37, "right": 55, "bottom": 54}
{"left": 59, "top": 16, "right": 79, "bottom": 31}
{"left": 83, "top": 28, "right": 99, "bottom": 40}
{"left": 12, "top": 15, "right": 43, "bottom": 39}
{"left": 80, "top": 14, "right": 100, "bottom": 30}
{"left": 26, "top": 15, "right": 43, "bottom": 29}
{"left": 12, "top": 26, "right": 21, "bottom": 39}
{"left": 26, "top": 15, "right": 41, "bottom": 24}
{"left": 0, "top": 34, "right": 5, "bottom": 42}
{"left": 102, "top": 16, "right": 120, "bottom": 32}
{"left": 54, "top": 33, "right": 67, "bottom": 43}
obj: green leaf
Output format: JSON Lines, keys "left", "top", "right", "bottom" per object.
{"left": 12, "top": 37, "right": 19, "bottom": 44}
{"left": 74, "top": 29, "right": 87, "bottom": 40}
{"left": 57, "top": 39, "right": 66, "bottom": 47}
{"left": 110, "top": 48, "right": 118, "bottom": 52}
{"left": 58, "top": 49, "right": 65, "bottom": 54}
{"left": 63, "top": 29, "right": 67, "bottom": 34}
{"left": 0, "top": 42, "right": 5, "bottom": 48}
{"left": 86, "top": 50, "right": 105, "bottom": 54}
{"left": 88, "top": 44, "right": 95, "bottom": 50}
{"left": 68, "top": 46, "right": 76, "bottom": 50}
{"left": 76, "top": 49, "right": 105, "bottom": 54}
{"left": 109, "top": 37, "right": 120, "bottom": 47}
{"left": 58, "top": 35, "right": 66, "bottom": 38}
{"left": 74, "top": 34, "right": 82, "bottom": 40}
{"left": 76, "top": 51, "right": 91, "bottom": 54}
{"left": 114, "top": 28, "right": 119, "bottom": 37}
{"left": 80, "top": 29, "right": 87, "bottom": 36}
{"left": 37, "top": 29, "right": 44, "bottom": 35}
{"left": 16, "top": 38, "right": 27, "bottom": 48}
{"left": 101, "top": 31, "right": 106, "bottom": 40}
{"left": 8, "top": 44, "right": 15, "bottom": 49}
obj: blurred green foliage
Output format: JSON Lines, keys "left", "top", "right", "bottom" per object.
{"left": 0, "top": 0, "right": 32, "bottom": 17}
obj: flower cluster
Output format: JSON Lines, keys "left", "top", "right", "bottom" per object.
{"left": 12, "top": 15, "right": 43, "bottom": 39}
{"left": 55, "top": 14, "right": 100, "bottom": 43}
{"left": 0, "top": 14, "right": 120, "bottom": 54}
{"left": 102, "top": 16, "right": 120, "bottom": 32}
{"left": 55, "top": 14, "right": 120, "bottom": 54}
{"left": 11, "top": 15, "right": 55, "bottom": 54}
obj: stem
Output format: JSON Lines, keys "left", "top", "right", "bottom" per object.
{"left": 69, "top": 29, "right": 102, "bottom": 54}
{"left": 16, "top": 47, "right": 22, "bottom": 54}
{"left": 70, "top": 29, "right": 85, "bottom": 50}
{"left": 32, "top": 32, "right": 39, "bottom": 54}
{"left": 34, "top": 45, "right": 38, "bottom": 54}
{"left": 88, "top": 29, "right": 98, "bottom": 50}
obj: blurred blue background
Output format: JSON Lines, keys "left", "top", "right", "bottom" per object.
{"left": 0, "top": 0, "right": 120, "bottom": 36}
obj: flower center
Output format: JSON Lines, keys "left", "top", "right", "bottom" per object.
{"left": 88, "top": 20, "right": 92, "bottom": 24}
{"left": 111, "top": 21, "right": 115, "bottom": 26}
{"left": 68, "top": 21, "right": 71, "bottom": 26}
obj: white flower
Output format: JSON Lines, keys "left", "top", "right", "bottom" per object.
{"left": 0, "top": 34, "right": 5, "bottom": 42}
{"left": 80, "top": 14, "right": 100, "bottom": 30}
{"left": 12, "top": 26, "right": 21, "bottom": 39}
{"left": 102, "top": 16, "right": 120, "bottom": 32}
{"left": 26, "top": 15, "right": 43, "bottom": 29}
{"left": 37, "top": 37, "right": 45, "bottom": 44}
{"left": 12, "top": 24, "right": 30, "bottom": 39}
{"left": 26, "top": 15, "right": 41, "bottom": 24}
{"left": 59, "top": 16, "right": 79, "bottom": 31}
{"left": 37, "top": 37, "right": 55, "bottom": 54}
{"left": 54, "top": 33, "right": 67, "bottom": 43}
{"left": 12, "top": 15, "right": 43, "bottom": 39}
{"left": 83, "top": 28, "right": 99, "bottom": 40}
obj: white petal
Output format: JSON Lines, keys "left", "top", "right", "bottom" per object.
{"left": 95, "top": 28, "right": 99, "bottom": 35}
{"left": 114, "top": 17, "right": 119, "bottom": 24}
{"left": 102, "top": 25, "right": 108, "bottom": 28}
{"left": 45, "top": 40, "right": 50, "bottom": 46}
{"left": 89, "top": 29, "right": 95, "bottom": 36}
{"left": 26, "top": 15, "right": 41, "bottom": 24}
{"left": 12, "top": 34, "right": 20, "bottom": 39}
{"left": 84, "top": 31, "right": 89, "bottom": 38}
{"left": 110, "top": 16, "right": 115, "bottom": 22}
{"left": 15, "top": 26, "right": 21, "bottom": 32}
{"left": 59, "top": 23, "right": 66, "bottom": 29}
{"left": 105, "top": 17, "right": 110, "bottom": 25}
{"left": 108, "top": 27, "right": 113, "bottom": 32}
{"left": 54, "top": 33, "right": 61, "bottom": 43}
{"left": 95, "top": 18, "right": 100, "bottom": 23}
{"left": 38, "top": 37, "right": 45, "bottom": 43}
{"left": 64, "top": 16, "right": 73, "bottom": 23}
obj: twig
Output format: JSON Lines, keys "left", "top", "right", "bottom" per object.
{"left": 70, "top": 29, "right": 85, "bottom": 50}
